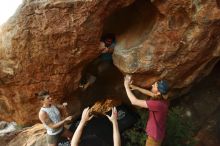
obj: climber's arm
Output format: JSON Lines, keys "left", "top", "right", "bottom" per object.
{"left": 130, "top": 84, "right": 154, "bottom": 97}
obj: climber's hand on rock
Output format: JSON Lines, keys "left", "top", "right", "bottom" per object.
{"left": 124, "top": 75, "right": 132, "bottom": 86}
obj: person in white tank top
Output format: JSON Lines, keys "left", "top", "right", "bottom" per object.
{"left": 37, "top": 90, "right": 73, "bottom": 146}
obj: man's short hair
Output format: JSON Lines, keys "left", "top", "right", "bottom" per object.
{"left": 35, "top": 90, "right": 49, "bottom": 100}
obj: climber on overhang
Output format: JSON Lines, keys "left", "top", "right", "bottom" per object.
{"left": 97, "top": 33, "right": 116, "bottom": 73}
{"left": 78, "top": 33, "right": 116, "bottom": 90}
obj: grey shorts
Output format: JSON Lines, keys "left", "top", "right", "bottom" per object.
{"left": 47, "top": 128, "right": 64, "bottom": 144}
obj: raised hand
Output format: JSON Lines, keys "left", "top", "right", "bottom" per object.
{"left": 71, "top": 107, "right": 93, "bottom": 146}
{"left": 106, "top": 107, "right": 118, "bottom": 124}
{"left": 106, "top": 107, "right": 121, "bottom": 146}
{"left": 124, "top": 75, "right": 132, "bottom": 86}
{"left": 81, "top": 107, "right": 93, "bottom": 124}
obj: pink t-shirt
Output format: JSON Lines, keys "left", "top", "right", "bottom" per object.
{"left": 146, "top": 99, "right": 169, "bottom": 141}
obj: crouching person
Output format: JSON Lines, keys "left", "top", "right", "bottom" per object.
{"left": 37, "top": 90, "right": 73, "bottom": 146}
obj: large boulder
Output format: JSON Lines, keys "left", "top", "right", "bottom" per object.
{"left": 113, "top": 0, "right": 220, "bottom": 89}
{"left": 0, "top": 0, "right": 133, "bottom": 125}
{"left": 0, "top": 0, "right": 220, "bottom": 125}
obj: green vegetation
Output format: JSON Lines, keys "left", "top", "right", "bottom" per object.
{"left": 123, "top": 107, "right": 197, "bottom": 146}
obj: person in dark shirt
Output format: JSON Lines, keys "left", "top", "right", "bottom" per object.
{"left": 71, "top": 107, "right": 121, "bottom": 146}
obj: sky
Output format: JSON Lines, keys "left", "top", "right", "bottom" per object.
{"left": 0, "top": 0, "right": 23, "bottom": 25}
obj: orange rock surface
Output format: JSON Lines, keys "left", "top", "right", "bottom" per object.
{"left": 0, "top": 0, "right": 220, "bottom": 126}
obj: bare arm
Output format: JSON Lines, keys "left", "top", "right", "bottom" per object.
{"left": 39, "top": 111, "right": 72, "bottom": 129}
{"left": 112, "top": 121, "right": 120, "bottom": 146}
{"left": 71, "top": 107, "right": 93, "bottom": 146}
{"left": 71, "top": 122, "right": 85, "bottom": 146}
{"left": 124, "top": 75, "right": 148, "bottom": 109}
{"left": 106, "top": 107, "right": 121, "bottom": 146}
{"left": 130, "top": 84, "right": 154, "bottom": 97}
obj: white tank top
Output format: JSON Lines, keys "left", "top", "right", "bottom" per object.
{"left": 40, "top": 105, "right": 63, "bottom": 135}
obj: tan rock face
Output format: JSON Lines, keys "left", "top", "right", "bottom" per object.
{"left": 0, "top": 0, "right": 220, "bottom": 125}
{"left": 0, "top": 0, "right": 134, "bottom": 124}
{"left": 113, "top": 0, "right": 220, "bottom": 88}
